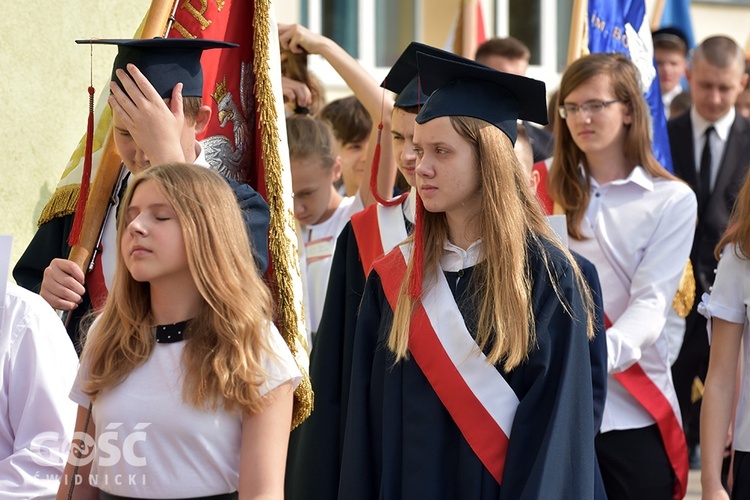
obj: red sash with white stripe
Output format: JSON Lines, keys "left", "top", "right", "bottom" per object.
{"left": 373, "top": 245, "right": 518, "bottom": 485}
{"left": 350, "top": 194, "right": 409, "bottom": 275}
{"left": 604, "top": 313, "right": 688, "bottom": 500}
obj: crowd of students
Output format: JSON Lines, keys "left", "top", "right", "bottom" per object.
{"left": 3, "top": 18, "right": 750, "bottom": 500}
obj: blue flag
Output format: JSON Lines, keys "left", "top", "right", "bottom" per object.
{"left": 660, "top": 0, "right": 695, "bottom": 49}
{"left": 588, "top": 0, "right": 673, "bottom": 172}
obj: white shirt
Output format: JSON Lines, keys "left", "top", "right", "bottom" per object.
{"left": 300, "top": 193, "right": 364, "bottom": 335}
{"left": 662, "top": 84, "right": 683, "bottom": 119}
{"left": 698, "top": 244, "right": 750, "bottom": 451}
{"left": 70, "top": 321, "right": 301, "bottom": 497}
{"left": 0, "top": 283, "right": 78, "bottom": 498}
{"left": 691, "top": 106, "right": 735, "bottom": 192}
{"left": 439, "top": 240, "right": 483, "bottom": 272}
{"left": 569, "top": 166, "right": 697, "bottom": 432}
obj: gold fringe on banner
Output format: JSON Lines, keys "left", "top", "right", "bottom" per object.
{"left": 37, "top": 184, "right": 80, "bottom": 226}
{"left": 253, "top": 0, "right": 313, "bottom": 429}
{"left": 672, "top": 259, "right": 696, "bottom": 318}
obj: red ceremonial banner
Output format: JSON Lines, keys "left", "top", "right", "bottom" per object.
{"left": 168, "top": 0, "right": 265, "bottom": 193}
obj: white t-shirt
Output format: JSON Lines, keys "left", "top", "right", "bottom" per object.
{"left": 699, "top": 244, "right": 750, "bottom": 451}
{"left": 0, "top": 283, "right": 78, "bottom": 498}
{"left": 69, "top": 322, "right": 301, "bottom": 497}
{"left": 300, "top": 194, "right": 364, "bottom": 335}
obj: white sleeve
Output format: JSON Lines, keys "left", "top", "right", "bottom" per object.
{"left": 259, "top": 323, "right": 302, "bottom": 397}
{"left": 698, "top": 245, "right": 748, "bottom": 343}
{"left": 0, "top": 289, "right": 79, "bottom": 498}
{"left": 607, "top": 186, "right": 697, "bottom": 373}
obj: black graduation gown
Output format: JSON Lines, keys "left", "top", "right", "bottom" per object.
{"left": 13, "top": 174, "right": 270, "bottom": 348}
{"left": 286, "top": 220, "right": 375, "bottom": 500}
{"left": 339, "top": 239, "right": 596, "bottom": 499}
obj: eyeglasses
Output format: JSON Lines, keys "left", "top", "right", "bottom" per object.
{"left": 558, "top": 99, "right": 621, "bottom": 119}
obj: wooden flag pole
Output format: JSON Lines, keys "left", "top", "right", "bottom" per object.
{"left": 567, "top": 0, "right": 588, "bottom": 66}
{"left": 66, "top": 0, "right": 178, "bottom": 276}
{"left": 650, "top": 0, "right": 667, "bottom": 31}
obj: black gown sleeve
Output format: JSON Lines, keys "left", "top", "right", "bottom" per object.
{"left": 223, "top": 177, "right": 270, "bottom": 275}
{"left": 285, "top": 223, "right": 367, "bottom": 500}
{"left": 499, "top": 246, "right": 595, "bottom": 499}
{"left": 571, "top": 251, "right": 608, "bottom": 432}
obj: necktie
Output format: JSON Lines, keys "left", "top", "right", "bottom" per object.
{"left": 699, "top": 126, "right": 714, "bottom": 212}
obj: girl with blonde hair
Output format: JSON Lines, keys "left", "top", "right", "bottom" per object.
{"left": 58, "top": 163, "right": 300, "bottom": 499}
{"left": 338, "top": 51, "right": 597, "bottom": 498}
{"left": 549, "top": 53, "right": 697, "bottom": 499}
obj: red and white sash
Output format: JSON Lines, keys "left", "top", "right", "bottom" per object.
{"left": 350, "top": 193, "right": 409, "bottom": 275}
{"left": 373, "top": 244, "right": 518, "bottom": 485}
{"left": 605, "top": 314, "right": 688, "bottom": 500}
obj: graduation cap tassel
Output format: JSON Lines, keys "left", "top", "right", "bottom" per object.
{"left": 67, "top": 48, "right": 96, "bottom": 248}
{"left": 369, "top": 82, "right": 407, "bottom": 207}
{"left": 407, "top": 194, "right": 425, "bottom": 299}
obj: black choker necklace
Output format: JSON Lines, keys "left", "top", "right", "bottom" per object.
{"left": 155, "top": 320, "right": 189, "bottom": 344}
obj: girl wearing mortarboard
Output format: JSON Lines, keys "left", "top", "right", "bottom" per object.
{"left": 549, "top": 53, "right": 697, "bottom": 499}
{"left": 338, "top": 51, "right": 597, "bottom": 499}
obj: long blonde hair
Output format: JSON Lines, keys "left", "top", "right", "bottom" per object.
{"left": 389, "top": 116, "right": 594, "bottom": 370}
{"left": 549, "top": 53, "right": 677, "bottom": 239}
{"left": 81, "top": 163, "right": 275, "bottom": 414}
{"left": 716, "top": 169, "right": 750, "bottom": 260}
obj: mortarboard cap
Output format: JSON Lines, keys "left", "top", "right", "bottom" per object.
{"left": 381, "top": 42, "right": 482, "bottom": 108}
{"left": 415, "top": 51, "right": 548, "bottom": 144}
{"left": 652, "top": 27, "right": 689, "bottom": 55}
{"left": 75, "top": 38, "right": 238, "bottom": 98}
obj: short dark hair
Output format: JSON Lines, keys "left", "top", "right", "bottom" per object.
{"left": 475, "top": 37, "right": 530, "bottom": 64}
{"left": 318, "top": 96, "right": 372, "bottom": 145}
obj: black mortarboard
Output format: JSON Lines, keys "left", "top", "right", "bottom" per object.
{"left": 75, "top": 38, "right": 238, "bottom": 98}
{"left": 415, "top": 51, "right": 548, "bottom": 144}
{"left": 381, "top": 42, "right": 481, "bottom": 108}
{"left": 652, "top": 27, "right": 689, "bottom": 55}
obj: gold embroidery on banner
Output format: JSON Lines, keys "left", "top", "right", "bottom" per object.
{"left": 180, "top": 0, "right": 212, "bottom": 30}
{"left": 215, "top": 0, "right": 225, "bottom": 11}
{"left": 172, "top": 22, "right": 198, "bottom": 39}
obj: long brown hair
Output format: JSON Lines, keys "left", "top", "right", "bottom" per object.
{"left": 549, "top": 53, "right": 677, "bottom": 239}
{"left": 716, "top": 169, "right": 750, "bottom": 259}
{"left": 389, "top": 116, "right": 594, "bottom": 370}
{"left": 81, "top": 163, "right": 276, "bottom": 414}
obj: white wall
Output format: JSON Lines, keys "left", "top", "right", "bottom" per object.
{"left": 0, "top": 0, "right": 151, "bottom": 276}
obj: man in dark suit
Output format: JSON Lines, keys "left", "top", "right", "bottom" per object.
{"left": 668, "top": 35, "right": 750, "bottom": 468}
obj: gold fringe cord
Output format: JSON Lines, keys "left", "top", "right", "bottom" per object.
{"left": 38, "top": 184, "right": 80, "bottom": 226}
{"left": 673, "top": 259, "right": 696, "bottom": 318}
{"left": 253, "top": 0, "right": 313, "bottom": 429}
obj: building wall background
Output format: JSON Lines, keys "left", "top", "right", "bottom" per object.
{"left": 1, "top": 0, "right": 151, "bottom": 276}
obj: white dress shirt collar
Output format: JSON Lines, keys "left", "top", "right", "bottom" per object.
{"left": 439, "top": 239, "right": 484, "bottom": 272}
{"left": 586, "top": 165, "right": 654, "bottom": 192}
{"left": 691, "top": 106, "right": 735, "bottom": 143}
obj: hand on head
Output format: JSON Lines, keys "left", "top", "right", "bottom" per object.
{"left": 282, "top": 76, "right": 313, "bottom": 109}
{"left": 278, "top": 23, "right": 327, "bottom": 56}
{"left": 40, "top": 258, "right": 86, "bottom": 311}
{"left": 108, "top": 64, "right": 189, "bottom": 166}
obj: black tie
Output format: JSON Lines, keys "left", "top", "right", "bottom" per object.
{"left": 699, "top": 126, "right": 714, "bottom": 212}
